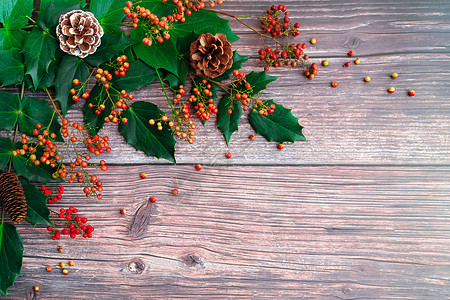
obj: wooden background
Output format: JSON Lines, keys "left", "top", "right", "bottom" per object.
{"left": 3, "top": 0, "right": 450, "bottom": 298}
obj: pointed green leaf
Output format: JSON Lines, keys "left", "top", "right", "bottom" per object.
{"left": 0, "top": 48, "right": 24, "bottom": 86}
{"left": 249, "top": 100, "right": 305, "bottom": 143}
{"left": 55, "top": 55, "right": 90, "bottom": 115}
{"left": 165, "top": 57, "right": 190, "bottom": 88}
{"left": 214, "top": 51, "right": 249, "bottom": 82}
{"left": 20, "top": 178, "right": 52, "bottom": 227}
{"left": 0, "top": 223, "right": 23, "bottom": 296}
{"left": 0, "top": 29, "right": 27, "bottom": 50}
{"left": 18, "top": 95, "right": 63, "bottom": 141}
{"left": 0, "top": 91, "right": 20, "bottom": 131}
{"left": 112, "top": 60, "right": 157, "bottom": 91}
{"left": 84, "top": 30, "right": 135, "bottom": 66}
{"left": 119, "top": 101, "right": 176, "bottom": 163}
{"left": 37, "top": 0, "right": 84, "bottom": 29}
{"left": 217, "top": 94, "right": 243, "bottom": 144}
{"left": 0, "top": 0, "right": 34, "bottom": 30}
{"left": 130, "top": 26, "right": 179, "bottom": 75}
{"left": 82, "top": 83, "right": 114, "bottom": 135}
{"left": 171, "top": 10, "right": 239, "bottom": 42}
{"left": 12, "top": 154, "right": 54, "bottom": 184}
{"left": 244, "top": 71, "right": 278, "bottom": 95}
{"left": 91, "top": 0, "right": 127, "bottom": 24}
{"left": 22, "top": 28, "right": 58, "bottom": 88}
{"left": 0, "top": 136, "right": 12, "bottom": 170}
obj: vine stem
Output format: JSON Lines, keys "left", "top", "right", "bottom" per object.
{"left": 155, "top": 69, "right": 175, "bottom": 111}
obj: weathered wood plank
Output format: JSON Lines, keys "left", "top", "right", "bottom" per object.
{"left": 5, "top": 165, "right": 450, "bottom": 299}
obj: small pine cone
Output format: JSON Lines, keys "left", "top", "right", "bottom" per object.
{"left": 0, "top": 172, "right": 27, "bottom": 223}
{"left": 190, "top": 33, "right": 233, "bottom": 78}
{"left": 56, "top": 10, "right": 104, "bottom": 58}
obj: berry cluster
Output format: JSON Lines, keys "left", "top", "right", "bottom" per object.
{"left": 70, "top": 78, "right": 89, "bottom": 103}
{"left": 149, "top": 85, "right": 197, "bottom": 144}
{"left": 258, "top": 43, "right": 311, "bottom": 72}
{"left": 41, "top": 185, "right": 64, "bottom": 204}
{"left": 190, "top": 79, "right": 218, "bottom": 122}
{"left": 260, "top": 5, "right": 300, "bottom": 37}
{"left": 47, "top": 206, "right": 94, "bottom": 239}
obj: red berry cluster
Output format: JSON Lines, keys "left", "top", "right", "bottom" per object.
{"left": 70, "top": 79, "right": 89, "bottom": 103}
{"left": 304, "top": 62, "right": 319, "bottom": 80}
{"left": 190, "top": 79, "right": 218, "bottom": 122}
{"left": 148, "top": 85, "right": 197, "bottom": 144}
{"left": 41, "top": 185, "right": 64, "bottom": 204}
{"left": 47, "top": 206, "right": 94, "bottom": 239}
{"left": 261, "top": 5, "right": 300, "bottom": 37}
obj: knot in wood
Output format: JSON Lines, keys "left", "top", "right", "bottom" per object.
{"left": 182, "top": 254, "right": 201, "bottom": 267}
{"left": 128, "top": 260, "right": 145, "bottom": 274}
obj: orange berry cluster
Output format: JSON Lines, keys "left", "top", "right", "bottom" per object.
{"left": 190, "top": 79, "right": 218, "bottom": 122}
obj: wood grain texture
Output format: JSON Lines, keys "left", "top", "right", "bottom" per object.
{"left": 5, "top": 165, "right": 450, "bottom": 299}
{"left": 1, "top": 0, "right": 450, "bottom": 299}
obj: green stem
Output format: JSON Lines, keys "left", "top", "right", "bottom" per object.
{"left": 155, "top": 69, "right": 174, "bottom": 111}
{"left": 7, "top": 83, "right": 24, "bottom": 172}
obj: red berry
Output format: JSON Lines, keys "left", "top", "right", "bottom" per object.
{"left": 331, "top": 81, "right": 338, "bottom": 87}
{"left": 388, "top": 87, "right": 395, "bottom": 93}
{"left": 140, "top": 173, "right": 147, "bottom": 179}
{"left": 408, "top": 90, "right": 415, "bottom": 96}
{"left": 195, "top": 164, "right": 202, "bottom": 171}
{"left": 150, "top": 197, "right": 156, "bottom": 203}
{"left": 344, "top": 62, "right": 351, "bottom": 67}
{"left": 277, "top": 144, "right": 284, "bottom": 150}
{"left": 225, "top": 152, "right": 232, "bottom": 159}
{"left": 249, "top": 134, "right": 255, "bottom": 140}
{"left": 120, "top": 209, "right": 126, "bottom": 215}
{"left": 172, "top": 189, "right": 179, "bottom": 195}
{"left": 348, "top": 50, "right": 354, "bottom": 56}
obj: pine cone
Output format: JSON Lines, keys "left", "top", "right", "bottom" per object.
{"left": 190, "top": 33, "right": 233, "bottom": 78}
{"left": 56, "top": 10, "right": 104, "bottom": 58}
{"left": 0, "top": 172, "right": 27, "bottom": 223}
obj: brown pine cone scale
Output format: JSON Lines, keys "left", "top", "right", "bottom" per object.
{"left": 0, "top": 172, "right": 27, "bottom": 223}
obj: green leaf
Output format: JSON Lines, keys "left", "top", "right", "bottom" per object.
{"left": 119, "top": 101, "right": 176, "bottom": 163}
{"left": 90, "top": 0, "right": 125, "bottom": 21}
{"left": 19, "top": 95, "right": 63, "bottom": 142}
{"left": 171, "top": 10, "right": 239, "bottom": 42}
{"left": 0, "top": 48, "right": 24, "bottom": 86}
{"left": 0, "top": 0, "right": 33, "bottom": 50}
{"left": 130, "top": 26, "right": 179, "bottom": 75}
{"left": 37, "top": 0, "right": 84, "bottom": 29}
{"left": 36, "top": 58, "right": 58, "bottom": 90}
{"left": 82, "top": 83, "right": 114, "bottom": 135}
{"left": 245, "top": 71, "right": 278, "bottom": 95}
{"left": 0, "top": 91, "right": 20, "bottom": 131}
{"left": 55, "top": 55, "right": 90, "bottom": 115}
{"left": 12, "top": 154, "right": 54, "bottom": 184}
{"left": 20, "top": 178, "right": 52, "bottom": 227}
{"left": 249, "top": 100, "right": 306, "bottom": 143}
{"left": 0, "top": 136, "right": 12, "bottom": 170}
{"left": 0, "top": 0, "right": 34, "bottom": 31}
{"left": 217, "top": 94, "right": 243, "bottom": 144}
{"left": 84, "top": 30, "right": 135, "bottom": 66}
{"left": 137, "top": 0, "right": 175, "bottom": 17}
{"left": 0, "top": 223, "right": 23, "bottom": 297}
{"left": 22, "top": 28, "right": 58, "bottom": 88}
{"left": 214, "top": 51, "right": 249, "bottom": 82}
{"left": 112, "top": 60, "right": 157, "bottom": 91}
{"left": 165, "top": 57, "right": 190, "bottom": 88}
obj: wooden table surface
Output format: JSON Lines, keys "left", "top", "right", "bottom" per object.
{"left": 4, "top": 0, "right": 450, "bottom": 299}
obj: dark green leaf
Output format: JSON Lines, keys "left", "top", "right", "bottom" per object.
{"left": 173, "top": 31, "right": 197, "bottom": 55}
{"left": 249, "top": 100, "right": 305, "bottom": 143}
{"left": 0, "top": 223, "right": 23, "bottom": 296}
{"left": 20, "top": 178, "right": 52, "bottom": 227}
{"left": 55, "top": 55, "right": 90, "bottom": 115}
{"left": 137, "top": 0, "right": 175, "bottom": 16}
{"left": 112, "top": 60, "right": 157, "bottom": 91}
{"left": 214, "top": 51, "right": 249, "bottom": 82}
{"left": 12, "top": 154, "right": 54, "bottom": 184}
{"left": 0, "top": 136, "right": 12, "bottom": 170}
{"left": 82, "top": 83, "right": 114, "bottom": 135}
{"left": 0, "top": 48, "right": 24, "bottom": 86}
{"left": 164, "top": 58, "right": 189, "bottom": 88}
{"left": 37, "top": 0, "right": 84, "bottom": 29}
{"left": 217, "top": 94, "right": 243, "bottom": 144}
{"left": 84, "top": 30, "right": 135, "bottom": 66}
{"left": 36, "top": 59, "right": 58, "bottom": 90}
{"left": 90, "top": 0, "right": 126, "bottom": 24}
{"left": 0, "top": 0, "right": 34, "bottom": 30}
{"left": 0, "top": 29, "right": 27, "bottom": 50}
{"left": 0, "top": 91, "right": 20, "bottom": 131}
{"left": 244, "top": 71, "right": 278, "bottom": 95}
{"left": 130, "top": 26, "right": 179, "bottom": 75}
{"left": 22, "top": 28, "right": 58, "bottom": 88}
{"left": 119, "top": 101, "right": 176, "bottom": 163}
{"left": 19, "top": 95, "right": 63, "bottom": 142}
{"left": 171, "top": 10, "right": 239, "bottom": 42}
